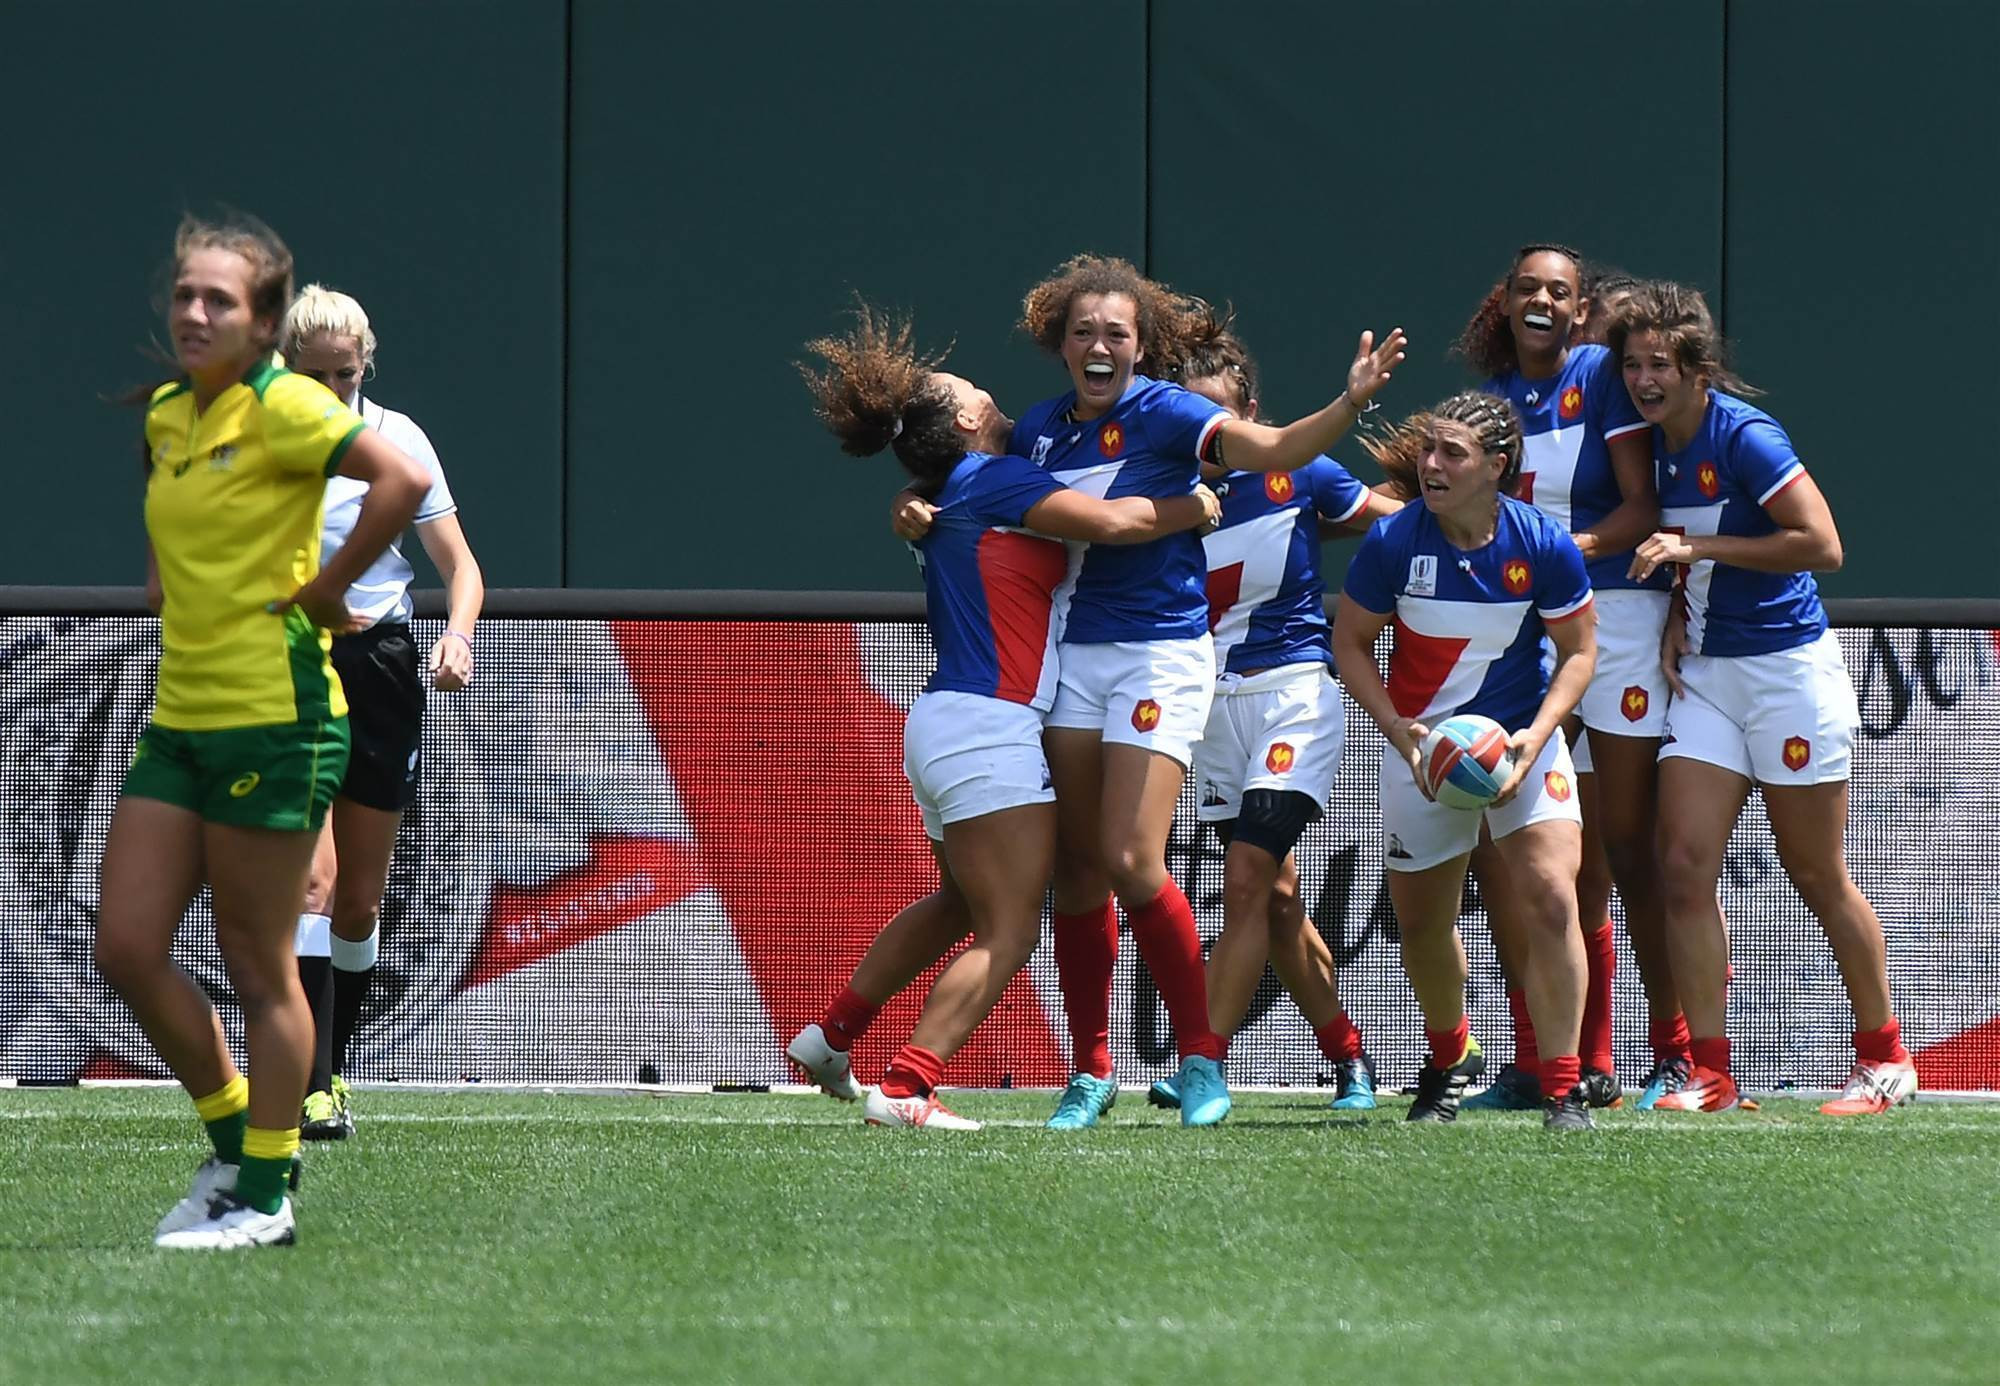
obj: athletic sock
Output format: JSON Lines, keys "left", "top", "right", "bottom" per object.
{"left": 1581, "top": 920, "right": 1617, "bottom": 1073}
{"left": 1506, "top": 988, "right": 1540, "bottom": 1077}
{"left": 296, "top": 913, "right": 334, "bottom": 1094}
{"left": 330, "top": 923, "right": 380, "bottom": 1077}
{"left": 818, "top": 985, "right": 882, "bottom": 1054}
{"left": 192, "top": 1075, "right": 248, "bottom": 1164}
{"left": 237, "top": 1126, "right": 300, "bottom": 1215}
{"left": 1649, "top": 1012, "right": 1693, "bottom": 1066}
{"left": 1425, "top": 1016, "right": 1471, "bottom": 1071}
{"left": 1690, "top": 1035, "right": 1732, "bottom": 1077}
{"left": 1052, "top": 899, "right": 1118, "bottom": 1078}
{"left": 1854, "top": 1018, "right": 1909, "bottom": 1064}
{"left": 879, "top": 1044, "right": 945, "bottom": 1099}
{"left": 1128, "top": 881, "right": 1224, "bottom": 1063}
{"left": 1539, "top": 1053, "right": 1583, "bottom": 1102}
{"left": 1315, "top": 1011, "right": 1363, "bottom": 1064}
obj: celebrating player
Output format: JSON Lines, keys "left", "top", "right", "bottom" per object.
{"left": 1145, "top": 317, "right": 1400, "bottom": 1112}
{"left": 1611, "top": 282, "right": 1915, "bottom": 1116}
{"left": 1332, "top": 392, "right": 1600, "bottom": 1131}
{"left": 281, "top": 285, "right": 487, "bottom": 1141}
{"left": 1455, "top": 244, "right": 1689, "bottom": 1111}
{"left": 95, "top": 215, "right": 428, "bottom": 1248}
{"left": 794, "top": 304, "right": 1218, "bottom": 1128}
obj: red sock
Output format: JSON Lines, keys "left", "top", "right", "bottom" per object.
{"left": 1129, "top": 881, "right": 1224, "bottom": 1062}
{"left": 1425, "top": 1016, "right": 1470, "bottom": 1071}
{"left": 1052, "top": 900, "right": 1118, "bottom": 1078}
{"left": 1690, "top": 1035, "right": 1731, "bottom": 1076}
{"left": 1854, "top": 1018, "right": 1909, "bottom": 1064}
{"left": 1581, "top": 921, "right": 1617, "bottom": 1074}
{"left": 1506, "top": 988, "right": 1540, "bottom": 1076}
{"left": 1315, "top": 1011, "right": 1363, "bottom": 1064}
{"left": 1539, "top": 1053, "right": 1582, "bottom": 1101}
{"left": 820, "top": 986, "right": 881, "bottom": 1052}
{"left": 879, "top": 1044, "right": 945, "bottom": 1099}
{"left": 1649, "top": 1012, "right": 1693, "bottom": 1065}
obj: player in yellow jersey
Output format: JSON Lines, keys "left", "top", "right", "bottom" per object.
{"left": 93, "top": 214, "right": 430, "bottom": 1249}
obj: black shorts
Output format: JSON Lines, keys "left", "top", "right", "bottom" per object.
{"left": 330, "top": 622, "right": 425, "bottom": 812}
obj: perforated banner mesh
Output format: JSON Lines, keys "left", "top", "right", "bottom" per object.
{"left": 3, "top": 615, "right": 1996, "bottom": 1092}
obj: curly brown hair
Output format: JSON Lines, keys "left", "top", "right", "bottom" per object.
{"left": 1365, "top": 392, "right": 1528, "bottom": 497}
{"left": 797, "top": 301, "right": 964, "bottom": 493}
{"left": 1018, "top": 253, "right": 1208, "bottom": 367}
{"left": 1156, "top": 300, "right": 1259, "bottom": 416}
{"left": 1602, "top": 280, "right": 1760, "bottom": 398}
{"left": 1453, "top": 243, "right": 1587, "bottom": 379}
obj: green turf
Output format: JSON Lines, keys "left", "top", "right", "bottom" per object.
{"left": 2, "top": 1087, "right": 1995, "bottom": 1385}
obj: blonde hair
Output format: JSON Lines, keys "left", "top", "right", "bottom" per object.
{"left": 282, "top": 283, "right": 378, "bottom": 366}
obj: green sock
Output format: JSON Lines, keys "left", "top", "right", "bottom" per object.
{"left": 238, "top": 1127, "right": 300, "bottom": 1214}
{"left": 205, "top": 1110, "right": 247, "bottom": 1164}
{"left": 191, "top": 1075, "right": 249, "bottom": 1163}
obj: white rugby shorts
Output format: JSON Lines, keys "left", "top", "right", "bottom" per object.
{"left": 1194, "top": 662, "right": 1344, "bottom": 822}
{"left": 1381, "top": 728, "right": 1582, "bottom": 873}
{"left": 1659, "top": 630, "right": 1858, "bottom": 784}
{"left": 1046, "top": 636, "right": 1216, "bottom": 768}
{"left": 903, "top": 690, "right": 1054, "bottom": 841}
{"left": 1578, "top": 589, "right": 1672, "bottom": 741}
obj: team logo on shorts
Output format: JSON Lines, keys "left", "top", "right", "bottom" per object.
{"left": 1544, "top": 770, "right": 1572, "bottom": 802}
{"left": 1099, "top": 423, "right": 1125, "bottom": 459}
{"left": 228, "top": 771, "right": 261, "bottom": 798}
{"left": 1516, "top": 471, "right": 1536, "bottom": 503}
{"left": 1697, "top": 461, "right": 1720, "bottom": 499}
{"left": 1131, "top": 699, "right": 1162, "bottom": 732}
{"left": 1622, "top": 686, "right": 1649, "bottom": 722}
{"left": 1783, "top": 736, "right": 1811, "bottom": 771}
{"left": 1264, "top": 472, "right": 1294, "bottom": 503}
{"left": 1558, "top": 385, "right": 1584, "bottom": 421}
{"left": 1265, "top": 742, "right": 1296, "bottom": 774}
{"left": 1503, "top": 559, "right": 1532, "bottom": 595}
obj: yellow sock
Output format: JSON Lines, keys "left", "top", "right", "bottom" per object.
{"left": 192, "top": 1075, "right": 249, "bottom": 1162}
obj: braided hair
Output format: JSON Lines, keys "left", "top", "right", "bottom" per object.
{"left": 1365, "top": 391, "right": 1527, "bottom": 497}
{"left": 1453, "top": 243, "right": 1588, "bottom": 378}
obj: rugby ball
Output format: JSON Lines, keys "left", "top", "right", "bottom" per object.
{"left": 1418, "top": 714, "right": 1517, "bottom": 811}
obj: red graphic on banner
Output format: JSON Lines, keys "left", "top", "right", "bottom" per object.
{"left": 1916, "top": 1015, "right": 2000, "bottom": 1090}
{"left": 1558, "top": 385, "right": 1583, "bottom": 420}
{"left": 1264, "top": 472, "right": 1294, "bottom": 503}
{"left": 611, "top": 621, "right": 1067, "bottom": 1087}
{"left": 463, "top": 835, "right": 708, "bottom": 989}
{"left": 1099, "top": 423, "right": 1124, "bottom": 458}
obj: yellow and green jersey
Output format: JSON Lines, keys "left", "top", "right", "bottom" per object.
{"left": 144, "top": 356, "right": 366, "bottom": 730}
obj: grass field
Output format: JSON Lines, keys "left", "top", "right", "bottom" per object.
{"left": 2, "top": 1087, "right": 1995, "bottom": 1385}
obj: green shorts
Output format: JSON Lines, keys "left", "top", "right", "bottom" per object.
{"left": 122, "top": 717, "right": 351, "bottom": 831}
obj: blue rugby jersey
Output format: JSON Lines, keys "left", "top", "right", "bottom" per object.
{"left": 1203, "top": 456, "right": 1369, "bottom": 674}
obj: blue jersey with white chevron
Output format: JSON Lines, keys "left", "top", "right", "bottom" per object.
{"left": 1343, "top": 496, "right": 1593, "bottom": 731}
{"left": 915, "top": 451, "right": 1073, "bottom": 709}
{"left": 1487, "top": 342, "right": 1661, "bottom": 593}
{"left": 1203, "top": 456, "right": 1370, "bottom": 674}
{"left": 1654, "top": 391, "right": 1826, "bottom": 658}
{"left": 1011, "top": 375, "right": 1228, "bottom": 644}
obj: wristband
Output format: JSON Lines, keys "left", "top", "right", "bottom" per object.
{"left": 442, "top": 630, "right": 473, "bottom": 649}
{"left": 1345, "top": 391, "right": 1378, "bottom": 415}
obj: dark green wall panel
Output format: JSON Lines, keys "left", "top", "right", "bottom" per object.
{"left": 1149, "top": 0, "right": 1724, "bottom": 437}
{"left": 1724, "top": 0, "right": 1999, "bottom": 597}
{"left": 564, "top": 1, "right": 1146, "bottom": 590}
{"left": 0, "top": 0, "right": 565, "bottom": 587}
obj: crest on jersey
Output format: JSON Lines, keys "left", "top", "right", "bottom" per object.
{"left": 1503, "top": 559, "right": 1532, "bottom": 595}
{"left": 1264, "top": 472, "right": 1295, "bottom": 503}
{"left": 1516, "top": 471, "right": 1536, "bottom": 504}
{"left": 1544, "top": 770, "right": 1571, "bottom": 802}
{"left": 1622, "top": 686, "right": 1649, "bottom": 722}
{"left": 1697, "top": 461, "right": 1720, "bottom": 499}
{"left": 1783, "top": 736, "right": 1811, "bottom": 771}
{"left": 1558, "top": 385, "right": 1584, "bottom": 421}
{"left": 1406, "top": 554, "right": 1438, "bottom": 597}
{"left": 1099, "top": 423, "right": 1125, "bottom": 459}
{"left": 1131, "top": 699, "right": 1162, "bottom": 732}
{"left": 1265, "top": 742, "right": 1296, "bottom": 775}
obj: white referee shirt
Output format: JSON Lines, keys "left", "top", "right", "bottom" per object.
{"left": 322, "top": 394, "right": 458, "bottom": 627}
